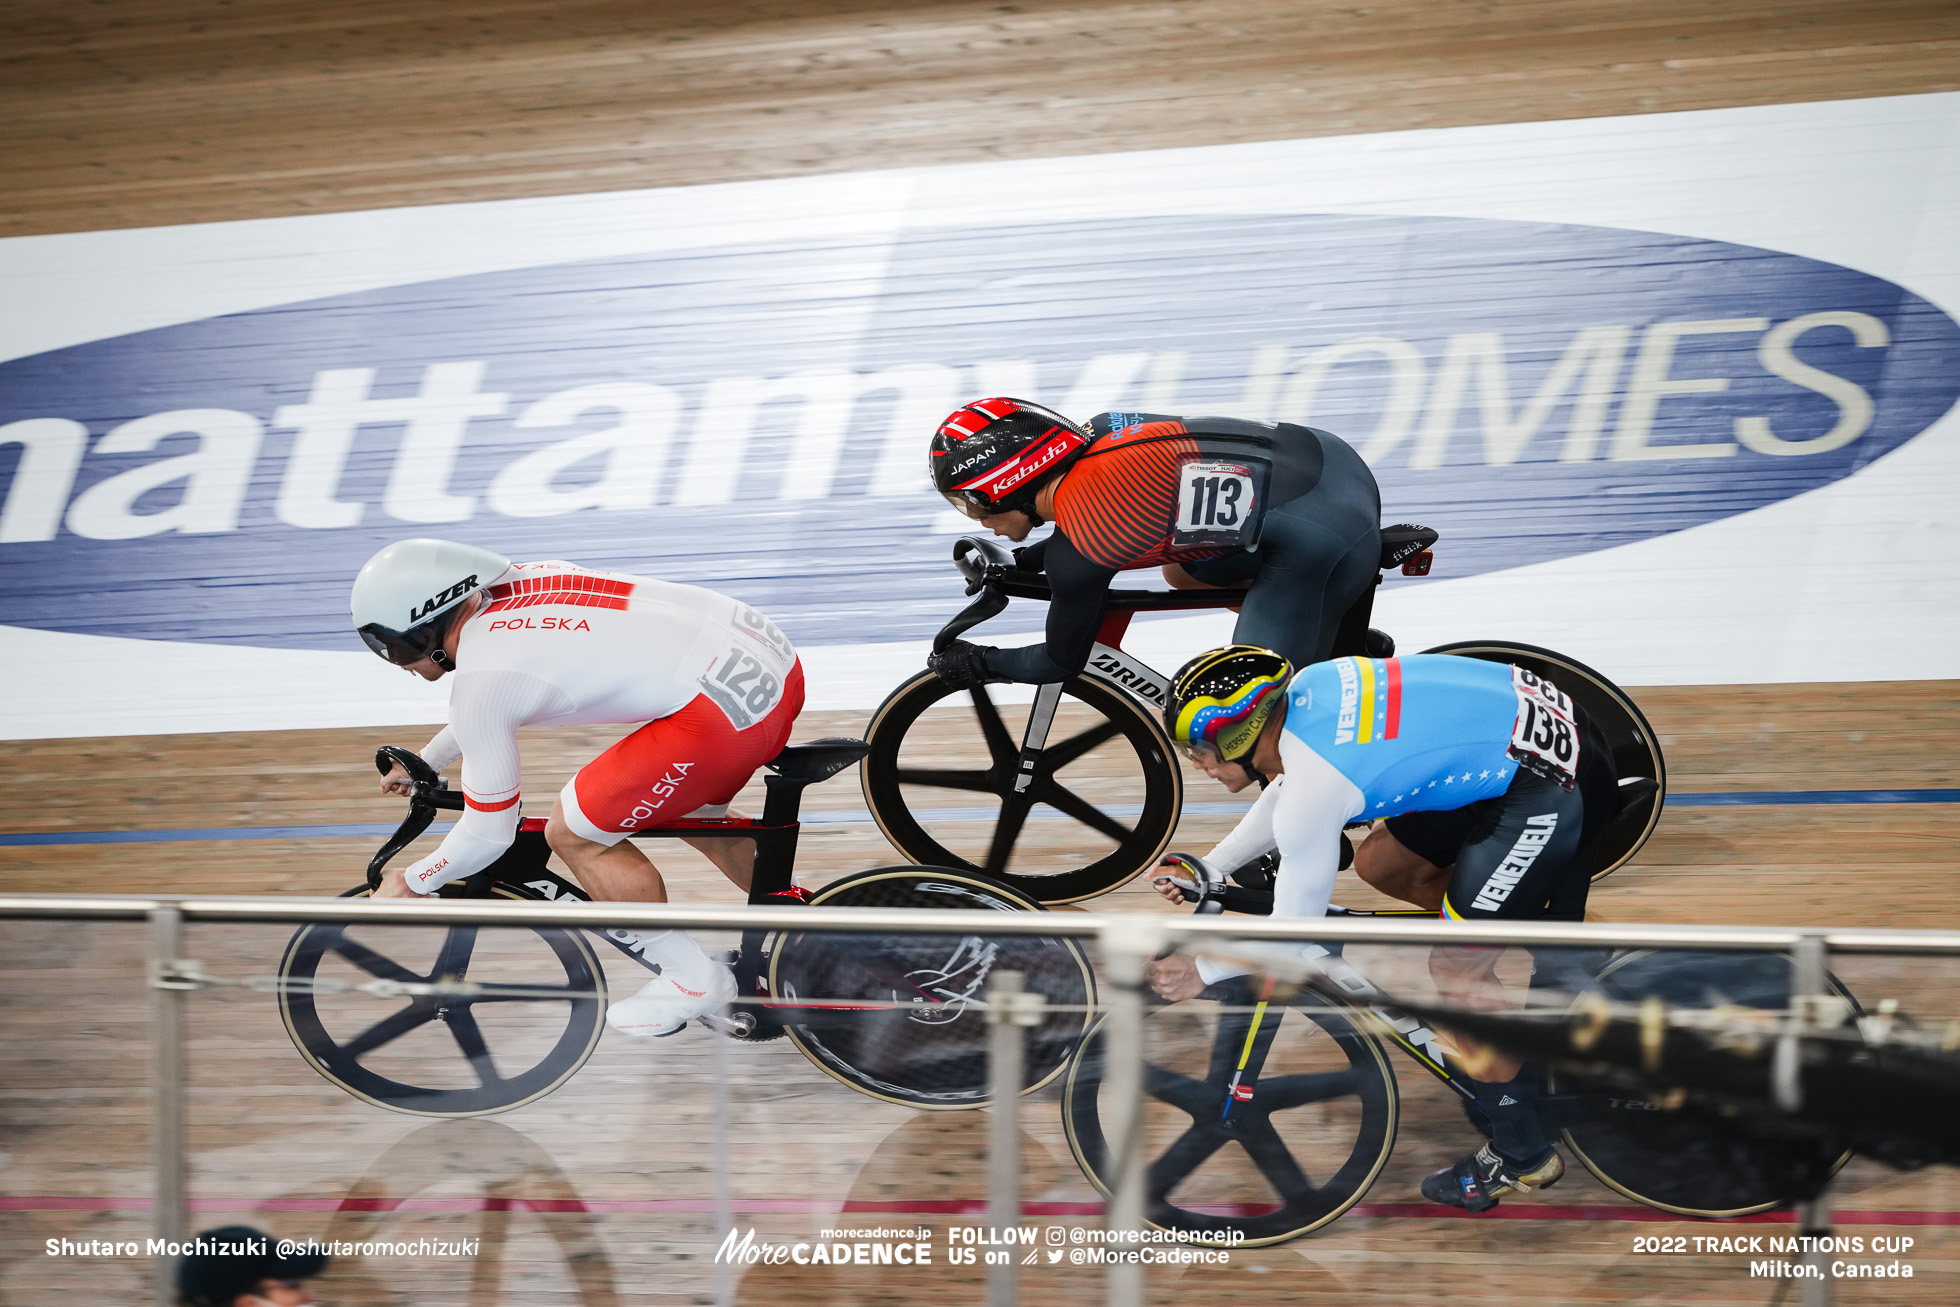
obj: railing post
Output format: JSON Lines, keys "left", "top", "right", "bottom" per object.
{"left": 148, "top": 904, "right": 187, "bottom": 1306}
{"left": 711, "top": 989, "right": 735, "bottom": 1307}
{"left": 987, "top": 970, "right": 1039, "bottom": 1307}
{"left": 1099, "top": 919, "right": 1162, "bottom": 1307}
{"left": 1789, "top": 933, "right": 1834, "bottom": 1307}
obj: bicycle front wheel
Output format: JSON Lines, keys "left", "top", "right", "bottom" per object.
{"left": 768, "top": 867, "right": 1097, "bottom": 1110}
{"left": 861, "top": 669, "right": 1182, "bottom": 903}
{"left": 1423, "top": 640, "right": 1666, "bottom": 882}
{"left": 279, "top": 880, "right": 606, "bottom": 1118}
{"left": 1062, "top": 985, "right": 1399, "bottom": 1246}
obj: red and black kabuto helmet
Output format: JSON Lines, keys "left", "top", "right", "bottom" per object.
{"left": 929, "top": 397, "right": 1091, "bottom": 520}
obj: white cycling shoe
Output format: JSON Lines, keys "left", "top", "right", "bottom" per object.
{"left": 606, "top": 961, "right": 737, "bottom": 1038}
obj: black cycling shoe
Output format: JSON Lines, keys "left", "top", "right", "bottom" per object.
{"left": 1420, "top": 1143, "right": 1563, "bottom": 1214}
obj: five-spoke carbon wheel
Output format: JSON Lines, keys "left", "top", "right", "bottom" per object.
{"left": 279, "top": 884, "right": 606, "bottom": 1117}
{"left": 861, "top": 670, "right": 1181, "bottom": 903}
{"left": 1063, "top": 983, "right": 1399, "bottom": 1246}
{"left": 1424, "top": 640, "right": 1667, "bottom": 881}
{"left": 1555, "top": 949, "right": 1854, "bottom": 1217}
{"left": 770, "top": 867, "right": 1097, "bottom": 1110}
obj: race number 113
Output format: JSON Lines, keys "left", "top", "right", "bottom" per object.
{"left": 1173, "top": 460, "right": 1257, "bottom": 547}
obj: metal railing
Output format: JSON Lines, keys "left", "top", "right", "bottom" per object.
{"left": 7, "top": 892, "right": 1959, "bottom": 1307}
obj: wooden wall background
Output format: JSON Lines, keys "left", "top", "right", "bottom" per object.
{"left": 3, "top": 0, "right": 1958, "bottom": 238}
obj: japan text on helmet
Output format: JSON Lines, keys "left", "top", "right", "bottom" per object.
{"left": 1165, "top": 645, "right": 1293, "bottom": 763}
{"left": 929, "top": 397, "right": 1091, "bottom": 520}
{"left": 351, "top": 539, "right": 511, "bottom": 668}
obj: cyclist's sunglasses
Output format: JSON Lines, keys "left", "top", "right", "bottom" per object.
{"left": 358, "top": 621, "right": 444, "bottom": 667}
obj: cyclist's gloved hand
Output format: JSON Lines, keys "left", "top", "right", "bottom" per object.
{"left": 1153, "top": 852, "right": 1224, "bottom": 912}
{"left": 927, "top": 640, "right": 1003, "bottom": 691}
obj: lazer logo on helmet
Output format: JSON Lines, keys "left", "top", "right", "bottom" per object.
{"left": 408, "top": 574, "right": 480, "bottom": 624}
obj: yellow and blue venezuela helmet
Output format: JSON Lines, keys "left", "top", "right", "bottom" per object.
{"left": 1165, "top": 645, "right": 1293, "bottom": 763}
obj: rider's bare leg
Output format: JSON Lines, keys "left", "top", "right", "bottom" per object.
{"left": 1427, "top": 943, "right": 1523, "bottom": 1082}
{"left": 545, "top": 800, "right": 756, "bottom": 897}
{"left": 1427, "top": 941, "right": 1563, "bottom": 1178}
{"left": 546, "top": 800, "right": 671, "bottom": 901}
{"left": 1353, "top": 824, "right": 1452, "bottom": 912}
{"left": 681, "top": 826, "right": 756, "bottom": 894}
{"left": 547, "top": 797, "right": 736, "bottom": 1034}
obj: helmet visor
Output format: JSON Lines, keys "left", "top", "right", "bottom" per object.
{"left": 358, "top": 621, "right": 444, "bottom": 667}
{"left": 941, "top": 491, "right": 993, "bottom": 520}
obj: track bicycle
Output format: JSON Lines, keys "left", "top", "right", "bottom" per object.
{"left": 276, "top": 739, "right": 1096, "bottom": 1118}
{"left": 1060, "top": 889, "right": 1855, "bottom": 1246}
{"left": 861, "top": 529, "right": 1667, "bottom": 903}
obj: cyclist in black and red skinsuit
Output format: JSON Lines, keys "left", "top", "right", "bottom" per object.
{"left": 926, "top": 398, "right": 1383, "bottom": 690}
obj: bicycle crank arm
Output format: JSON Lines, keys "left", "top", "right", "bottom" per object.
{"left": 1011, "top": 681, "right": 1065, "bottom": 794}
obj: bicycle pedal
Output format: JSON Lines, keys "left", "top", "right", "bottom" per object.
{"left": 703, "top": 1009, "right": 755, "bottom": 1038}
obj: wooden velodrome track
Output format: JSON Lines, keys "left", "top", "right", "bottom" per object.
{"left": 5, "top": 3, "right": 1960, "bottom": 1303}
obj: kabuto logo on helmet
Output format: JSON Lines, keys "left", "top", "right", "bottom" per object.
{"left": 957, "top": 430, "right": 1084, "bottom": 499}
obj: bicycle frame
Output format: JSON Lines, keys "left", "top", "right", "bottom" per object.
{"left": 367, "top": 745, "right": 825, "bottom": 1018}
{"left": 1290, "top": 914, "right": 1482, "bottom": 1109}
{"left": 933, "top": 544, "right": 1242, "bottom": 782}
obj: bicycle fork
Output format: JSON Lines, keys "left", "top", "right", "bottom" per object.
{"left": 1220, "top": 975, "right": 1282, "bottom": 1128}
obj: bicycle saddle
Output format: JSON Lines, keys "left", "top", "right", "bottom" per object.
{"left": 1379, "top": 523, "right": 1439, "bottom": 570}
{"left": 766, "top": 738, "right": 871, "bottom": 784}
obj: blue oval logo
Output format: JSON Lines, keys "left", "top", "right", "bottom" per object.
{"left": 1, "top": 213, "right": 1954, "bottom": 650}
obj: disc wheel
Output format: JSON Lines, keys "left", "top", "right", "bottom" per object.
{"left": 1423, "top": 640, "right": 1666, "bottom": 881}
{"left": 279, "top": 883, "right": 606, "bottom": 1118}
{"left": 1063, "top": 983, "right": 1399, "bottom": 1246}
{"left": 1555, "top": 949, "right": 1855, "bottom": 1216}
{"left": 861, "top": 669, "right": 1181, "bottom": 903}
{"left": 768, "top": 867, "right": 1096, "bottom": 1110}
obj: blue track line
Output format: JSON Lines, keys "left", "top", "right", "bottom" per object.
{"left": 0, "top": 790, "right": 1954, "bottom": 848}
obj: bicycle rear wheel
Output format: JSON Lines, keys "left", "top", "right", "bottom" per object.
{"left": 1423, "top": 640, "right": 1666, "bottom": 881}
{"left": 279, "top": 877, "right": 605, "bottom": 1118}
{"left": 1554, "top": 949, "right": 1854, "bottom": 1216}
{"left": 1062, "top": 983, "right": 1399, "bottom": 1246}
{"left": 860, "top": 669, "right": 1181, "bottom": 903}
{"left": 768, "top": 867, "right": 1096, "bottom": 1110}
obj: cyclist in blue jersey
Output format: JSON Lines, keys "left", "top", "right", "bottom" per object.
{"left": 1150, "top": 644, "right": 1619, "bottom": 1213}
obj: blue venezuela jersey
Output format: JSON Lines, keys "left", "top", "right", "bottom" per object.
{"left": 1283, "top": 655, "right": 1521, "bottom": 819}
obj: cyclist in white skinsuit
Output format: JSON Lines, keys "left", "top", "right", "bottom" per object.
{"left": 352, "top": 538, "right": 806, "bottom": 1037}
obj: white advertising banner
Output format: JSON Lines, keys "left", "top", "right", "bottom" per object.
{"left": 1, "top": 92, "right": 1956, "bottom": 737}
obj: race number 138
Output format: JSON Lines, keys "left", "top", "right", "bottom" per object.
{"left": 1508, "top": 666, "right": 1581, "bottom": 790}
{"left": 1173, "top": 460, "right": 1257, "bottom": 548}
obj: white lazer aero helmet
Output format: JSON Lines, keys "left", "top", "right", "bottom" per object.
{"left": 351, "top": 538, "right": 511, "bottom": 668}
